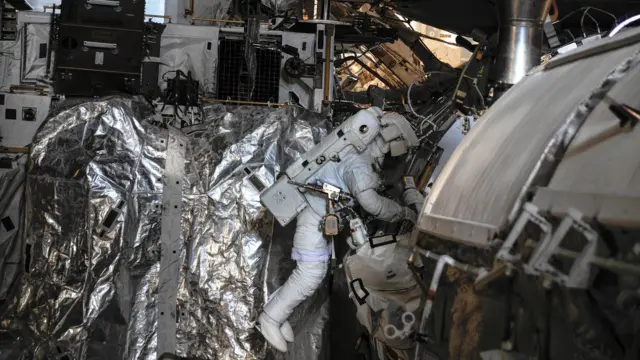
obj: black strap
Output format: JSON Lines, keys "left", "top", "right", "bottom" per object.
{"left": 350, "top": 278, "right": 370, "bottom": 306}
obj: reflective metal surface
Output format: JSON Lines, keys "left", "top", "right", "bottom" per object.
{"left": 418, "top": 29, "right": 640, "bottom": 247}
{"left": 492, "top": 0, "right": 554, "bottom": 85}
{"left": 0, "top": 96, "right": 330, "bottom": 359}
{"left": 192, "top": 0, "right": 233, "bottom": 23}
{"left": 531, "top": 48, "right": 640, "bottom": 227}
{"left": 260, "top": 0, "right": 299, "bottom": 13}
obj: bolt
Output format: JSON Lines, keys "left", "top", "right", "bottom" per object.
{"left": 501, "top": 341, "right": 513, "bottom": 351}
{"left": 505, "top": 265, "right": 514, "bottom": 277}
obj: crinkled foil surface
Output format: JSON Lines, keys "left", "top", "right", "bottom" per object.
{"left": 0, "top": 96, "right": 330, "bottom": 360}
{"left": 260, "top": 0, "right": 299, "bottom": 13}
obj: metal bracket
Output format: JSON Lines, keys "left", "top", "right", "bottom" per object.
{"left": 543, "top": 14, "right": 561, "bottom": 48}
{"left": 529, "top": 208, "right": 598, "bottom": 288}
{"left": 497, "top": 203, "right": 552, "bottom": 269}
{"left": 416, "top": 254, "right": 447, "bottom": 335}
{"left": 413, "top": 252, "right": 466, "bottom": 360}
{"left": 83, "top": 41, "right": 117, "bottom": 50}
{"left": 86, "top": 0, "right": 120, "bottom": 7}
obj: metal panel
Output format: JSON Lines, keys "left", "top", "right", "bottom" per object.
{"left": 18, "top": 12, "right": 52, "bottom": 83}
{"left": 157, "top": 126, "right": 187, "bottom": 356}
{"left": 0, "top": 92, "right": 52, "bottom": 147}
{"left": 533, "top": 188, "right": 640, "bottom": 229}
{"left": 56, "top": 24, "right": 143, "bottom": 74}
{"left": 1, "top": 11, "right": 53, "bottom": 91}
{"left": 60, "top": 0, "right": 145, "bottom": 30}
{"left": 0, "top": 39, "right": 20, "bottom": 91}
{"left": 531, "top": 63, "right": 640, "bottom": 227}
{"left": 279, "top": 31, "right": 316, "bottom": 109}
{"left": 417, "top": 28, "right": 640, "bottom": 247}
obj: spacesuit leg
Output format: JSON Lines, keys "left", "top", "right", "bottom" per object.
{"left": 259, "top": 207, "right": 329, "bottom": 351}
{"left": 266, "top": 286, "right": 295, "bottom": 342}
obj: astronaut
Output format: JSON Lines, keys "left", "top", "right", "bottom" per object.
{"left": 257, "top": 107, "right": 421, "bottom": 352}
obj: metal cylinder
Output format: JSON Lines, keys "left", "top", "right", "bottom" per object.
{"left": 492, "top": 0, "right": 553, "bottom": 86}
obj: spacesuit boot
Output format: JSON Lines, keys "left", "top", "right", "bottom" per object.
{"left": 259, "top": 207, "right": 329, "bottom": 352}
{"left": 265, "top": 286, "right": 295, "bottom": 342}
{"left": 256, "top": 302, "right": 299, "bottom": 350}
{"left": 257, "top": 312, "right": 288, "bottom": 352}
{"left": 280, "top": 321, "right": 294, "bottom": 342}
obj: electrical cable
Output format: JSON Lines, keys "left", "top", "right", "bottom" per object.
{"left": 584, "top": 7, "right": 618, "bottom": 24}
{"left": 419, "top": 99, "right": 452, "bottom": 136}
{"left": 451, "top": 45, "right": 477, "bottom": 104}
{"left": 581, "top": 8, "right": 601, "bottom": 37}
{"left": 554, "top": 6, "right": 616, "bottom": 26}
{"left": 472, "top": 82, "right": 486, "bottom": 110}
{"left": 408, "top": 78, "right": 434, "bottom": 129}
{"left": 565, "top": 29, "right": 576, "bottom": 41}
{"left": 407, "top": 71, "right": 453, "bottom": 135}
{"left": 555, "top": 6, "right": 617, "bottom": 38}
{"left": 340, "top": 43, "right": 381, "bottom": 69}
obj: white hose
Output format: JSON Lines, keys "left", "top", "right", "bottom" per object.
{"left": 609, "top": 14, "right": 640, "bottom": 37}
{"left": 406, "top": 77, "right": 428, "bottom": 121}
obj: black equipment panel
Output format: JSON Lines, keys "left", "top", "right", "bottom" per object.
{"left": 56, "top": 24, "right": 143, "bottom": 74}
{"left": 60, "top": 0, "right": 145, "bottom": 30}
{"left": 55, "top": 69, "right": 140, "bottom": 95}
{"left": 140, "top": 22, "right": 165, "bottom": 98}
{"left": 0, "top": 5, "right": 17, "bottom": 41}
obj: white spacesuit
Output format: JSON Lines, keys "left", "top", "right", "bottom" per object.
{"left": 258, "top": 107, "right": 420, "bottom": 352}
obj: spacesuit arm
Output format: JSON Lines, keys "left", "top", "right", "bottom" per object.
{"left": 356, "top": 188, "right": 416, "bottom": 223}
{"left": 344, "top": 166, "right": 416, "bottom": 223}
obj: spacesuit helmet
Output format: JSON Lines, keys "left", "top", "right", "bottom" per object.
{"left": 340, "top": 106, "right": 384, "bottom": 148}
{"left": 367, "top": 113, "right": 418, "bottom": 170}
{"left": 378, "top": 113, "right": 419, "bottom": 157}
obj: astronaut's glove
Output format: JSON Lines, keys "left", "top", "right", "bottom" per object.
{"left": 403, "top": 207, "right": 418, "bottom": 224}
{"left": 403, "top": 188, "right": 425, "bottom": 210}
